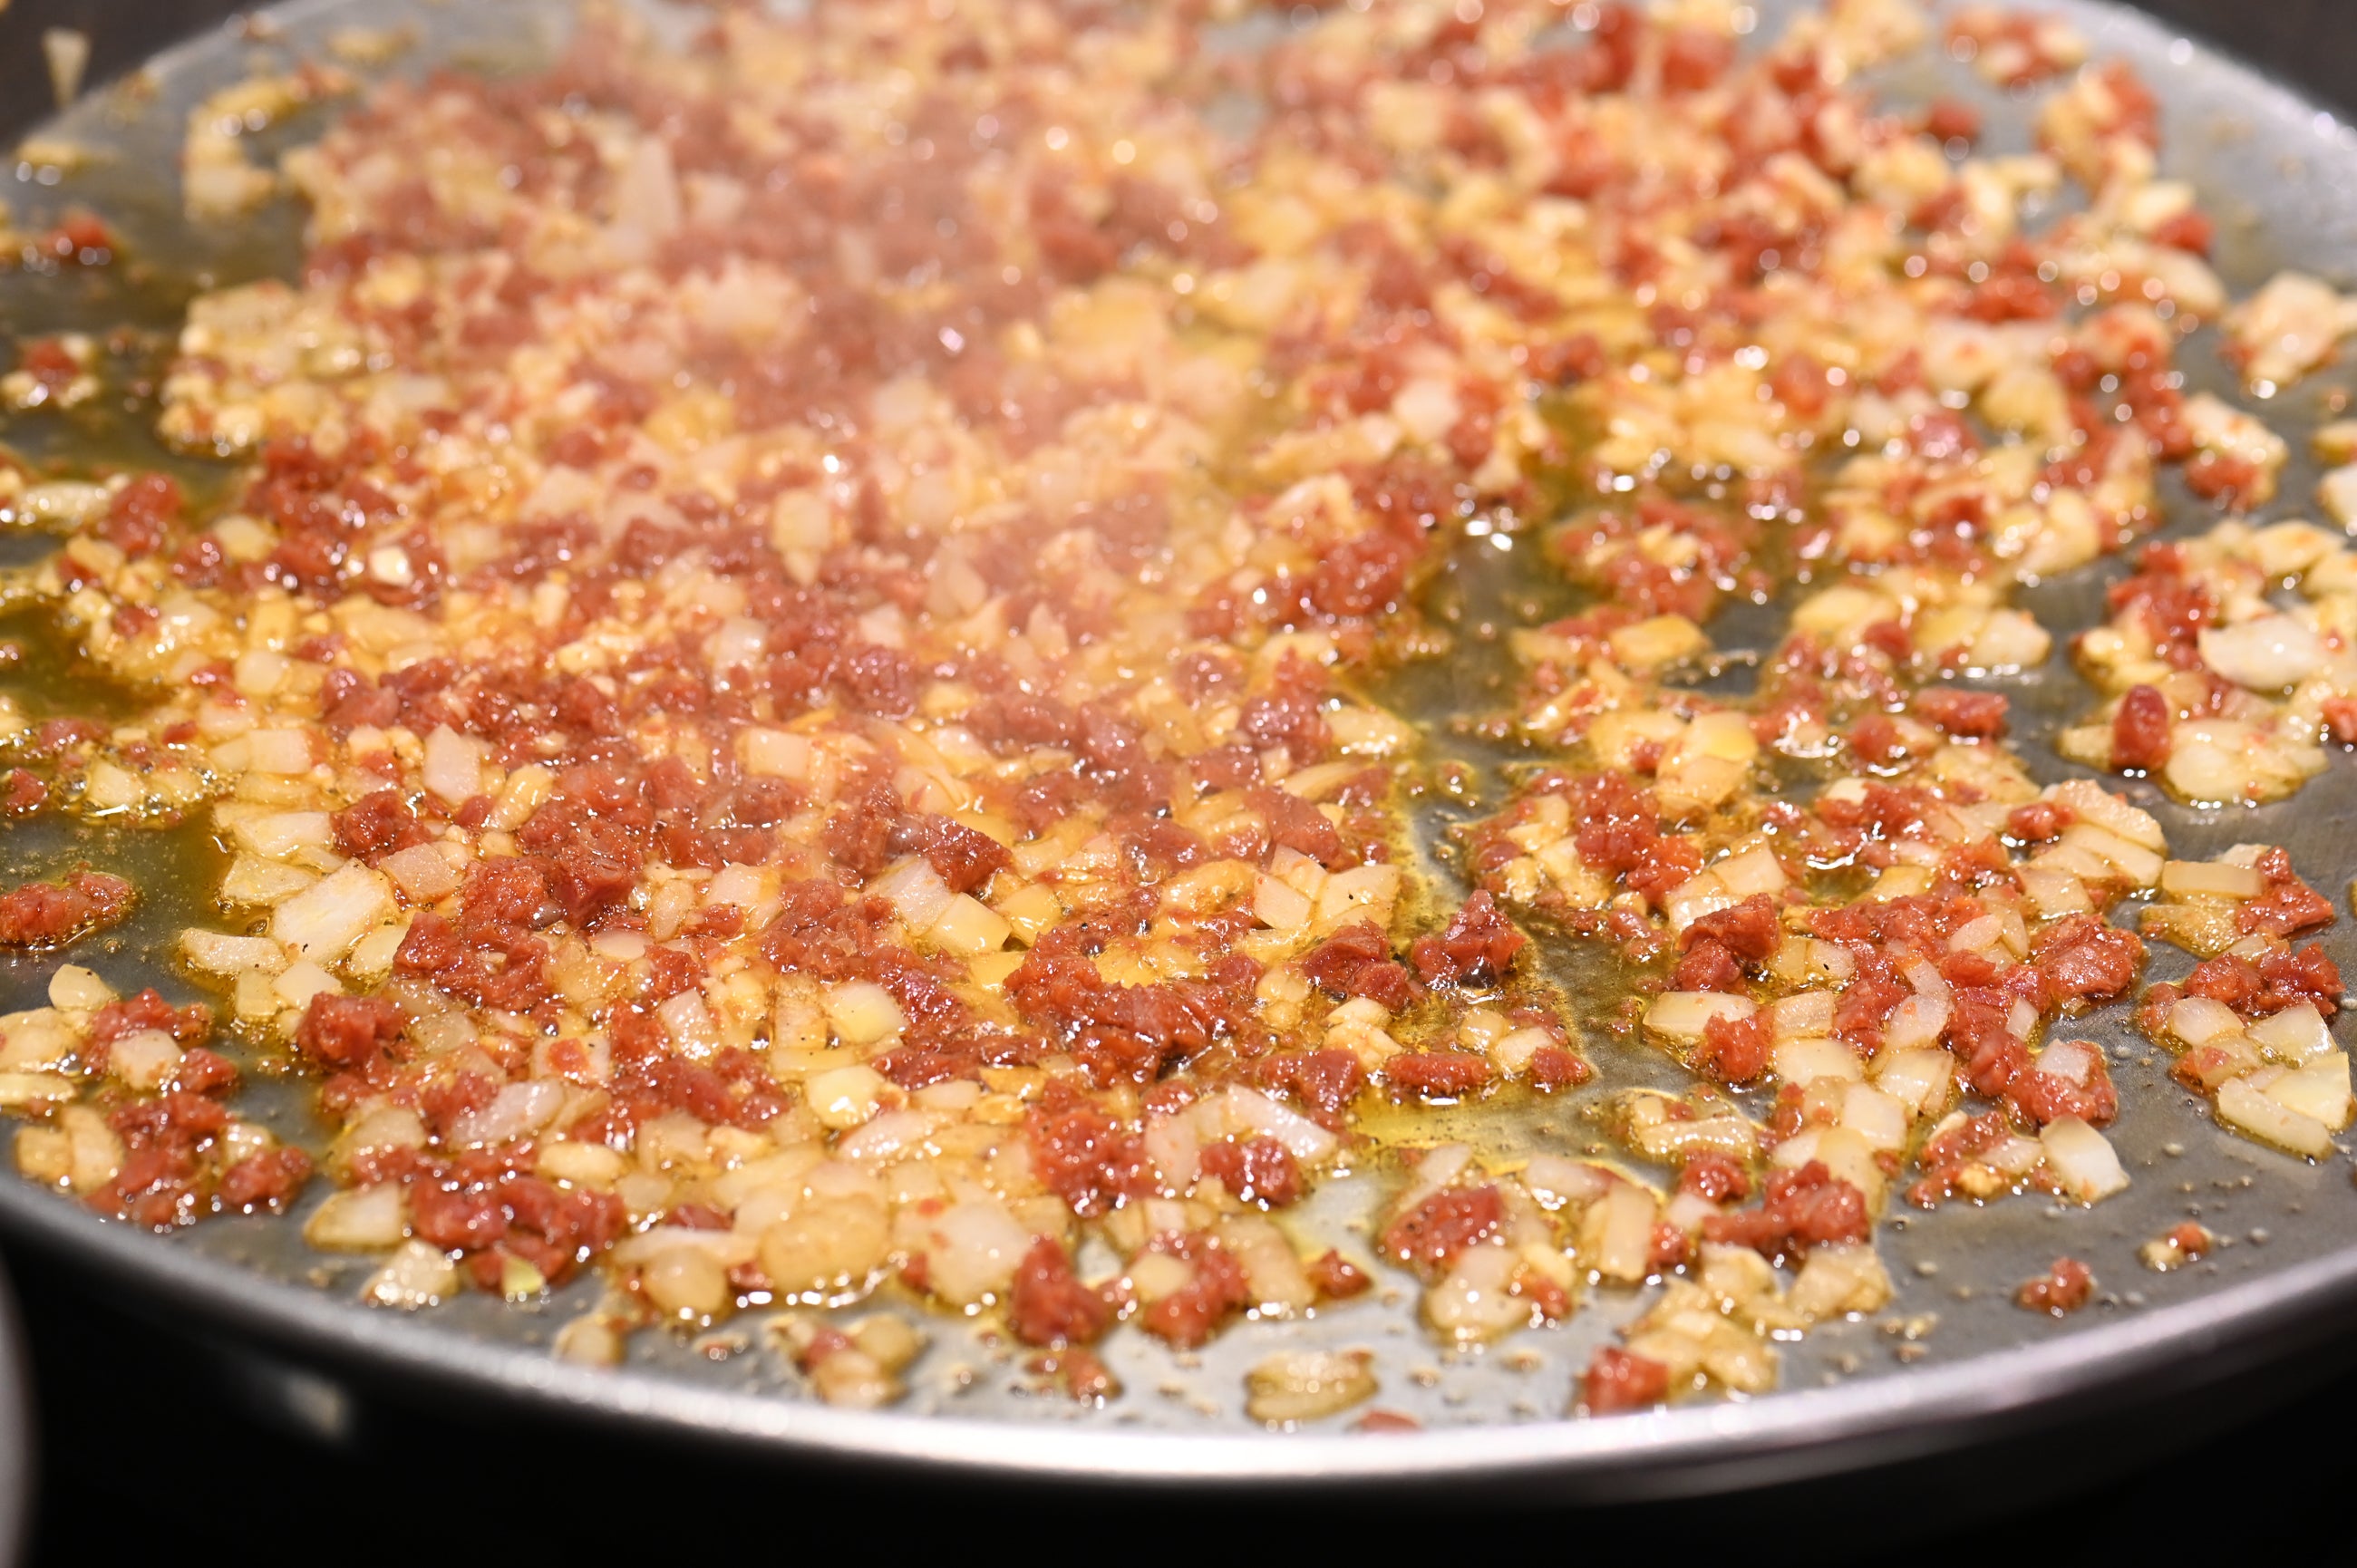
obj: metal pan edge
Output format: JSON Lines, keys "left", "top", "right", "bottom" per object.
{"left": 5, "top": 0, "right": 2357, "bottom": 1497}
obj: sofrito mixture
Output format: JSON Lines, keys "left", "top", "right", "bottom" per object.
{"left": 0, "top": 0, "right": 2352, "bottom": 1425}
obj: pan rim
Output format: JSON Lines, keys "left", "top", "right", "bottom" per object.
{"left": 1, "top": 1174, "right": 2345, "bottom": 1492}
{"left": 5, "top": 0, "right": 2357, "bottom": 1499}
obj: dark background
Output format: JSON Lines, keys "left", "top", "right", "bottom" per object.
{"left": 5, "top": 0, "right": 2357, "bottom": 1561}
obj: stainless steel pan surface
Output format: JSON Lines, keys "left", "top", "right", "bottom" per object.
{"left": 5, "top": 0, "right": 2357, "bottom": 1498}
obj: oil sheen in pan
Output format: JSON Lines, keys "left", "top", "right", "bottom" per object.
{"left": 3, "top": 0, "right": 2357, "bottom": 1489}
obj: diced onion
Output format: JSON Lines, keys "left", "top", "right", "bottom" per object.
{"left": 47, "top": 964, "right": 114, "bottom": 1011}
{"left": 708, "top": 615, "right": 766, "bottom": 672}
{"left": 921, "top": 1199, "right": 1031, "bottom": 1305}
{"left": 270, "top": 960, "right": 341, "bottom": 1011}
{"left": 741, "top": 728, "right": 811, "bottom": 779}
{"left": 835, "top": 1107, "right": 931, "bottom": 1161}
{"left": 610, "top": 1227, "right": 760, "bottom": 1268}
{"left": 1144, "top": 1111, "right": 1202, "bottom": 1190}
{"left": 1425, "top": 1244, "right": 1531, "bottom": 1341}
{"left": 1787, "top": 1244, "right": 1893, "bottom": 1321}
{"left": 873, "top": 857, "right": 954, "bottom": 932}
{"left": 2033, "top": 1040, "right": 2097, "bottom": 1085}
{"left": 1583, "top": 1181, "right": 1657, "bottom": 1283}
{"left": 270, "top": 864, "right": 394, "bottom": 963}
{"left": 1644, "top": 991, "right": 1756, "bottom": 1043}
{"left": 1838, "top": 1084, "right": 1907, "bottom": 1150}
{"left": 245, "top": 727, "right": 315, "bottom": 775}
{"left": 1872, "top": 1047, "right": 1954, "bottom": 1117}
{"left": 1774, "top": 1037, "right": 1862, "bottom": 1086}
{"left": 2046, "top": 780, "right": 2165, "bottom": 851}
{"left": 1767, "top": 992, "right": 1837, "bottom": 1040}
{"left": 1518, "top": 1155, "right": 1611, "bottom": 1210}
{"left": 2249, "top": 1002, "right": 2331, "bottom": 1063}
{"left": 0, "top": 1072, "right": 76, "bottom": 1109}
{"left": 927, "top": 894, "right": 1012, "bottom": 956}
{"left": 1883, "top": 993, "right": 1950, "bottom": 1050}
{"left": 1209, "top": 1083, "right": 1338, "bottom": 1163}
{"left": 1218, "top": 1214, "right": 1316, "bottom": 1312}
{"left": 1712, "top": 844, "right": 1786, "bottom": 896}
{"left": 2159, "top": 859, "right": 2265, "bottom": 900}
{"left": 806, "top": 1064, "right": 891, "bottom": 1130}
{"left": 233, "top": 811, "right": 335, "bottom": 862}
{"left": 179, "top": 929, "right": 289, "bottom": 977}
{"left": 341, "top": 1104, "right": 429, "bottom": 1157}
{"left": 608, "top": 135, "right": 683, "bottom": 249}
{"left": 0, "top": 1011, "right": 77, "bottom": 1072}
{"left": 1945, "top": 915, "right": 2004, "bottom": 954}
{"left": 538, "top": 1139, "right": 624, "bottom": 1187}
{"left": 1313, "top": 863, "right": 1401, "bottom": 930}
{"left": 1902, "top": 959, "right": 1949, "bottom": 1001}
{"left": 1252, "top": 872, "right": 1314, "bottom": 931}
{"left": 306, "top": 1184, "right": 409, "bottom": 1251}
{"left": 2164, "top": 733, "right": 2259, "bottom": 807}
{"left": 2015, "top": 866, "right": 2092, "bottom": 918}
{"left": 656, "top": 989, "right": 723, "bottom": 1058}
{"left": 2057, "top": 823, "right": 2162, "bottom": 887}
{"left": 106, "top": 1030, "right": 183, "bottom": 1092}
{"left": 2041, "top": 1116, "right": 2129, "bottom": 1202}
{"left": 822, "top": 981, "right": 904, "bottom": 1045}
{"left": 379, "top": 843, "right": 461, "bottom": 903}
{"left": 2167, "top": 995, "right": 2245, "bottom": 1048}
{"left": 2217, "top": 1076, "right": 2333, "bottom": 1157}
{"left": 422, "top": 725, "right": 486, "bottom": 807}
{"left": 223, "top": 855, "right": 316, "bottom": 906}
{"left": 2265, "top": 1052, "right": 2352, "bottom": 1130}
{"left": 446, "top": 1079, "right": 567, "bottom": 1147}
{"left": 1487, "top": 1026, "right": 1552, "bottom": 1075}
{"left": 361, "top": 1239, "right": 459, "bottom": 1310}
{"left": 1807, "top": 1127, "right": 1884, "bottom": 1202}
{"left": 1663, "top": 873, "right": 1733, "bottom": 934}
{"left": 1245, "top": 1350, "right": 1377, "bottom": 1425}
